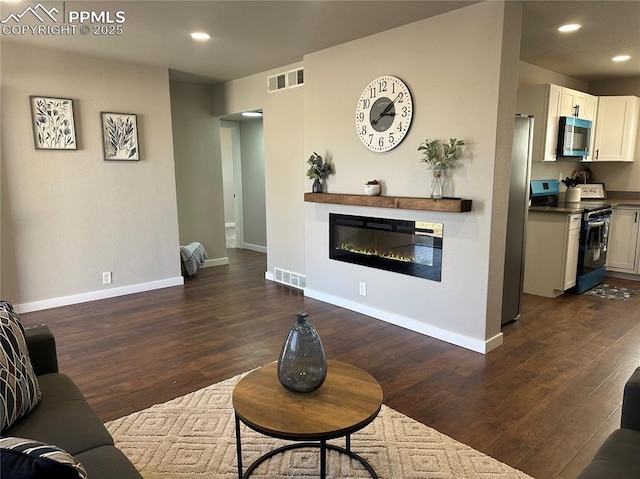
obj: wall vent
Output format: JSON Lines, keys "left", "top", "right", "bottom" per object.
{"left": 287, "top": 68, "right": 304, "bottom": 88}
{"left": 273, "top": 267, "right": 306, "bottom": 290}
{"left": 267, "top": 68, "right": 304, "bottom": 93}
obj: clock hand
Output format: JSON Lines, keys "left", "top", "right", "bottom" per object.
{"left": 372, "top": 94, "right": 401, "bottom": 125}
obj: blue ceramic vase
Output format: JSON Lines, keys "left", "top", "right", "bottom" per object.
{"left": 277, "top": 312, "right": 327, "bottom": 393}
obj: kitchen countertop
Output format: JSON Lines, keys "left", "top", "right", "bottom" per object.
{"left": 530, "top": 199, "right": 640, "bottom": 214}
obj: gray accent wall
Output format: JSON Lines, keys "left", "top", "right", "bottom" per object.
{"left": 1, "top": 43, "right": 182, "bottom": 308}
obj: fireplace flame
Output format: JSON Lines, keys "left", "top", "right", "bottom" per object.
{"left": 337, "top": 243, "right": 413, "bottom": 263}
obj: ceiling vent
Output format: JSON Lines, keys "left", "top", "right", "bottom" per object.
{"left": 267, "top": 68, "right": 304, "bottom": 93}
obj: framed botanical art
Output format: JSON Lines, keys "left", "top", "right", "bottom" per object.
{"left": 101, "top": 112, "right": 139, "bottom": 161}
{"left": 30, "top": 96, "right": 77, "bottom": 150}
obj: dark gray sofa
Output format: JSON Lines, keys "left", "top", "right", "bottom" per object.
{"left": 578, "top": 367, "right": 640, "bottom": 478}
{"left": 3, "top": 325, "right": 142, "bottom": 479}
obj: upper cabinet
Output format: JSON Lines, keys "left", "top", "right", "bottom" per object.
{"left": 517, "top": 84, "right": 639, "bottom": 163}
{"left": 592, "top": 96, "right": 640, "bottom": 162}
{"left": 517, "top": 83, "right": 562, "bottom": 162}
{"left": 560, "top": 87, "right": 597, "bottom": 121}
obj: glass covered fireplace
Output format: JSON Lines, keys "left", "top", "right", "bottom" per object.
{"left": 329, "top": 213, "right": 443, "bottom": 281}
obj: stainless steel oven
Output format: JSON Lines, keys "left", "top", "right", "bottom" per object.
{"left": 576, "top": 207, "right": 612, "bottom": 293}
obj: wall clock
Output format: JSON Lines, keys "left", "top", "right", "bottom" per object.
{"left": 355, "top": 75, "right": 413, "bottom": 152}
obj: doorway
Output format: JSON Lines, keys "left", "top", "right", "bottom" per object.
{"left": 219, "top": 114, "right": 267, "bottom": 254}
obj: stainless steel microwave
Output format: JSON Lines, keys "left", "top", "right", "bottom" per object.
{"left": 557, "top": 116, "right": 592, "bottom": 159}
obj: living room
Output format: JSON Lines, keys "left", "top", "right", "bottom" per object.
{"left": 2, "top": 1, "right": 640, "bottom": 478}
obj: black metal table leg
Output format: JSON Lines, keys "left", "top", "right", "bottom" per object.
{"left": 346, "top": 434, "right": 351, "bottom": 452}
{"left": 320, "top": 439, "right": 326, "bottom": 479}
{"left": 235, "top": 413, "right": 243, "bottom": 479}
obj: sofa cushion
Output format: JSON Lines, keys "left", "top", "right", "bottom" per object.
{"left": 0, "top": 436, "right": 87, "bottom": 479}
{"left": 75, "top": 445, "right": 143, "bottom": 479}
{"left": 5, "top": 373, "right": 114, "bottom": 456}
{"left": 577, "top": 428, "right": 640, "bottom": 478}
{"left": 0, "top": 305, "right": 41, "bottom": 431}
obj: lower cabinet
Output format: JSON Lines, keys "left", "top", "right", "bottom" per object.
{"left": 607, "top": 207, "right": 640, "bottom": 273}
{"left": 524, "top": 212, "right": 582, "bottom": 298}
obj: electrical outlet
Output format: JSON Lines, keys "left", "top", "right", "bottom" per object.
{"left": 359, "top": 282, "right": 367, "bottom": 296}
{"left": 102, "top": 271, "right": 112, "bottom": 285}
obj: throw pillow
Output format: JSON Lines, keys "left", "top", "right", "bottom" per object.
{"left": 0, "top": 436, "right": 88, "bottom": 479}
{"left": 0, "top": 303, "right": 41, "bottom": 431}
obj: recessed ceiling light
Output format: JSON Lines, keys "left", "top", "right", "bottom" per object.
{"left": 558, "top": 24, "right": 581, "bottom": 33}
{"left": 242, "top": 111, "right": 263, "bottom": 118}
{"left": 612, "top": 55, "right": 631, "bottom": 62}
{"left": 190, "top": 32, "right": 210, "bottom": 41}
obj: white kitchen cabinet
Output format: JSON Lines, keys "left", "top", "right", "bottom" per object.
{"left": 560, "top": 87, "right": 597, "bottom": 121}
{"left": 517, "top": 83, "right": 562, "bottom": 162}
{"left": 607, "top": 207, "right": 640, "bottom": 272}
{"left": 592, "top": 96, "right": 640, "bottom": 162}
{"left": 524, "top": 212, "right": 582, "bottom": 298}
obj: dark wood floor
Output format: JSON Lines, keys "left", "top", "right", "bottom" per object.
{"left": 20, "top": 249, "right": 640, "bottom": 479}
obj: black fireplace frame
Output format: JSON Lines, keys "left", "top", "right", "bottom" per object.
{"left": 329, "top": 213, "right": 442, "bottom": 282}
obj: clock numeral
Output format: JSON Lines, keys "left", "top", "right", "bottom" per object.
{"left": 360, "top": 125, "right": 367, "bottom": 136}
{"left": 357, "top": 112, "right": 365, "bottom": 123}
{"left": 378, "top": 80, "right": 388, "bottom": 92}
{"left": 368, "top": 87, "right": 376, "bottom": 99}
{"left": 378, "top": 137, "right": 385, "bottom": 148}
{"left": 402, "top": 106, "right": 409, "bottom": 118}
{"left": 397, "top": 122, "right": 404, "bottom": 132}
{"left": 368, "top": 134, "right": 374, "bottom": 145}
{"left": 389, "top": 132, "right": 395, "bottom": 144}
{"left": 396, "top": 92, "right": 404, "bottom": 103}
{"left": 361, "top": 98, "right": 370, "bottom": 109}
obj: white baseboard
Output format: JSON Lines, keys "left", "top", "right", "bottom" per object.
{"left": 202, "top": 257, "right": 229, "bottom": 267}
{"left": 243, "top": 243, "right": 267, "bottom": 254}
{"left": 14, "top": 277, "right": 184, "bottom": 314}
{"left": 303, "top": 288, "right": 502, "bottom": 354}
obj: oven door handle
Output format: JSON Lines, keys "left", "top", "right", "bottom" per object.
{"left": 587, "top": 220, "right": 605, "bottom": 227}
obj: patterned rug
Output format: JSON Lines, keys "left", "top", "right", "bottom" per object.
{"left": 584, "top": 284, "right": 639, "bottom": 301}
{"left": 106, "top": 372, "right": 533, "bottom": 479}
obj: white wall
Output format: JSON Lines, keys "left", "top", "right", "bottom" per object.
{"left": 1, "top": 42, "right": 182, "bottom": 310}
{"left": 212, "top": 63, "right": 305, "bottom": 276}
{"left": 302, "top": 1, "right": 520, "bottom": 353}
{"left": 518, "top": 61, "right": 589, "bottom": 91}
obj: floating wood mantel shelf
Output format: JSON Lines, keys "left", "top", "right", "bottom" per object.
{"left": 304, "top": 193, "right": 472, "bottom": 213}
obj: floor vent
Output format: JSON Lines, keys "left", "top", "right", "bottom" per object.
{"left": 273, "top": 267, "right": 306, "bottom": 289}
{"left": 267, "top": 68, "right": 304, "bottom": 93}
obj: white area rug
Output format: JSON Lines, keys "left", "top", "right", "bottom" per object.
{"left": 106, "top": 372, "right": 533, "bottom": 478}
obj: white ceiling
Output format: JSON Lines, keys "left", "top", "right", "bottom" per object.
{"left": 1, "top": 0, "right": 639, "bottom": 84}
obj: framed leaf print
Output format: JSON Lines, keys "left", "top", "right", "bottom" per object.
{"left": 101, "top": 112, "right": 139, "bottom": 161}
{"left": 30, "top": 96, "right": 77, "bottom": 150}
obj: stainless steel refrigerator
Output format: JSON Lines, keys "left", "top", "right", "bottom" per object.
{"left": 501, "top": 115, "right": 534, "bottom": 325}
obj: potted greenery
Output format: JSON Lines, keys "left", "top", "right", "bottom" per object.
{"left": 418, "top": 138, "right": 465, "bottom": 199}
{"left": 306, "top": 152, "right": 333, "bottom": 193}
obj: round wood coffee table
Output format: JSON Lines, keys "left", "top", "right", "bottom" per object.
{"left": 232, "top": 360, "right": 383, "bottom": 479}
